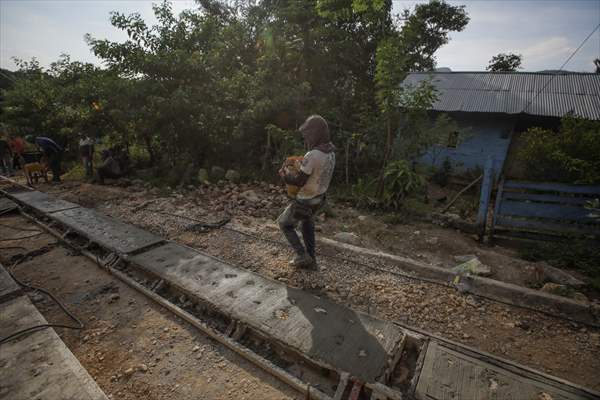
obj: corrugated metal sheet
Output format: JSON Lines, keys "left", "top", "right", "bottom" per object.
{"left": 402, "top": 72, "right": 600, "bottom": 120}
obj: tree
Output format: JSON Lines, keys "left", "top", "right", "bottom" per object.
{"left": 487, "top": 53, "right": 522, "bottom": 72}
{"left": 374, "top": 0, "right": 468, "bottom": 196}
{"left": 1, "top": 0, "right": 471, "bottom": 192}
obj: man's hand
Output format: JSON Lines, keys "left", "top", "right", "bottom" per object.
{"left": 278, "top": 167, "right": 286, "bottom": 178}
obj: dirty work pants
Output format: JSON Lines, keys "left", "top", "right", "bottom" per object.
{"left": 277, "top": 198, "right": 323, "bottom": 259}
{"left": 0, "top": 153, "right": 12, "bottom": 175}
{"left": 80, "top": 145, "right": 94, "bottom": 177}
{"left": 46, "top": 151, "right": 62, "bottom": 182}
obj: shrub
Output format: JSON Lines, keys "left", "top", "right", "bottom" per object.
{"left": 518, "top": 115, "right": 600, "bottom": 184}
{"left": 382, "top": 160, "right": 425, "bottom": 210}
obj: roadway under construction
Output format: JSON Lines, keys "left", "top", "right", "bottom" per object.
{"left": 1, "top": 179, "right": 599, "bottom": 400}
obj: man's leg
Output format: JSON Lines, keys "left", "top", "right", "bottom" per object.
{"left": 300, "top": 218, "right": 315, "bottom": 260}
{"left": 278, "top": 204, "right": 306, "bottom": 257}
{"left": 48, "top": 152, "right": 61, "bottom": 182}
{"left": 4, "top": 155, "right": 13, "bottom": 175}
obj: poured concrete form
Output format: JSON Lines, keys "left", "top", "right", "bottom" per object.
{"left": 0, "top": 295, "right": 108, "bottom": 399}
{"left": 129, "top": 242, "right": 405, "bottom": 383}
{"left": 415, "top": 341, "right": 596, "bottom": 400}
{"left": 51, "top": 207, "right": 163, "bottom": 254}
{"left": 0, "top": 264, "right": 21, "bottom": 303}
{"left": 11, "top": 190, "right": 79, "bottom": 214}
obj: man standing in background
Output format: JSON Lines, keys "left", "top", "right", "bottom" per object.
{"left": 27, "top": 135, "right": 63, "bottom": 183}
{"left": 8, "top": 133, "right": 26, "bottom": 171}
{"left": 79, "top": 133, "right": 95, "bottom": 178}
{"left": 0, "top": 134, "right": 13, "bottom": 176}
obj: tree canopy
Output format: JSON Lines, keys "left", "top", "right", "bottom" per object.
{"left": 486, "top": 52, "right": 523, "bottom": 72}
{"left": 1, "top": 0, "right": 469, "bottom": 188}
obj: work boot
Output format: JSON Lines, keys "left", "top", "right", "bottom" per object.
{"left": 289, "top": 254, "right": 318, "bottom": 271}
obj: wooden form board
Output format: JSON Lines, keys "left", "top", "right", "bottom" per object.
{"left": 129, "top": 242, "right": 405, "bottom": 383}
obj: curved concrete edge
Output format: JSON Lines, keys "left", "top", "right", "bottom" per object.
{"left": 319, "top": 237, "right": 600, "bottom": 328}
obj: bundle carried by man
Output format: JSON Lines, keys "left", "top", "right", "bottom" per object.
{"left": 281, "top": 155, "right": 304, "bottom": 198}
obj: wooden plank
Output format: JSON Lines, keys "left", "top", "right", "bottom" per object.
{"left": 499, "top": 200, "right": 598, "bottom": 223}
{"left": 490, "top": 178, "right": 505, "bottom": 241}
{"left": 476, "top": 156, "right": 494, "bottom": 238}
{"left": 502, "top": 192, "right": 595, "bottom": 205}
{"left": 503, "top": 181, "right": 600, "bottom": 195}
{"left": 495, "top": 216, "right": 600, "bottom": 236}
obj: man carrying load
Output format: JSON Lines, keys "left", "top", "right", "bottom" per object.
{"left": 278, "top": 115, "right": 335, "bottom": 270}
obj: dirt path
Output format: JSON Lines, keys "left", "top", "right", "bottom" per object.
{"left": 0, "top": 214, "right": 299, "bottom": 400}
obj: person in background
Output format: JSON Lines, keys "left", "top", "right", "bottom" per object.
{"left": 78, "top": 133, "right": 95, "bottom": 178}
{"left": 277, "top": 115, "right": 336, "bottom": 270}
{"left": 8, "top": 133, "right": 26, "bottom": 171}
{"left": 0, "top": 134, "right": 13, "bottom": 176}
{"left": 27, "top": 135, "right": 63, "bottom": 183}
{"left": 95, "top": 149, "right": 122, "bottom": 184}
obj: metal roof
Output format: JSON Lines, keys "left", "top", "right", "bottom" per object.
{"left": 402, "top": 72, "right": 600, "bottom": 120}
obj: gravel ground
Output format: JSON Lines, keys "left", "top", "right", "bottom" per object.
{"left": 28, "top": 180, "right": 600, "bottom": 390}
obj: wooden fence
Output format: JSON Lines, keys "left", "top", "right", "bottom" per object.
{"left": 490, "top": 180, "right": 600, "bottom": 240}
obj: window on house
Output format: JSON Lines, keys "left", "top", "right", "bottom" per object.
{"left": 447, "top": 131, "right": 459, "bottom": 148}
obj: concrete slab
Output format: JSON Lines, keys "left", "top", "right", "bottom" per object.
{"left": 0, "top": 296, "right": 108, "bottom": 400}
{"left": 11, "top": 190, "right": 79, "bottom": 213}
{"left": 0, "top": 263, "right": 21, "bottom": 304}
{"left": 0, "top": 197, "right": 18, "bottom": 213}
{"left": 130, "top": 242, "right": 405, "bottom": 382}
{"left": 415, "top": 341, "right": 594, "bottom": 400}
{"left": 51, "top": 207, "right": 163, "bottom": 254}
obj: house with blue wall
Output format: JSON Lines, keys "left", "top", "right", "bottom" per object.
{"left": 402, "top": 71, "right": 600, "bottom": 179}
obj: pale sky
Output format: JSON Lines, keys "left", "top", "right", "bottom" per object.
{"left": 1, "top": 0, "right": 599, "bottom": 72}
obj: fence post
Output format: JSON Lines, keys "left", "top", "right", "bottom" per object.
{"left": 476, "top": 156, "right": 494, "bottom": 240}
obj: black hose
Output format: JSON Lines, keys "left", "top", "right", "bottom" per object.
{"left": 147, "top": 208, "right": 451, "bottom": 288}
{"left": 0, "top": 223, "right": 42, "bottom": 232}
{"left": 0, "top": 258, "right": 84, "bottom": 345}
{"left": 145, "top": 208, "right": 600, "bottom": 327}
{"left": 0, "top": 232, "right": 45, "bottom": 242}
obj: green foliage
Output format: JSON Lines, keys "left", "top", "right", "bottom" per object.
{"left": 486, "top": 53, "right": 522, "bottom": 72}
{"left": 351, "top": 177, "right": 379, "bottom": 209}
{"left": 1, "top": 0, "right": 469, "bottom": 185}
{"left": 382, "top": 160, "right": 425, "bottom": 209}
{"left": 518, "top": 115, "right": 600, "bottom": 184}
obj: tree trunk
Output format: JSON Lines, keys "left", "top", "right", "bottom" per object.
{"left": 261, "top": 130, "right": 271, "bottom": 172}
{"left": 376, "top": 117, "right": 393, "bottom": 198}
